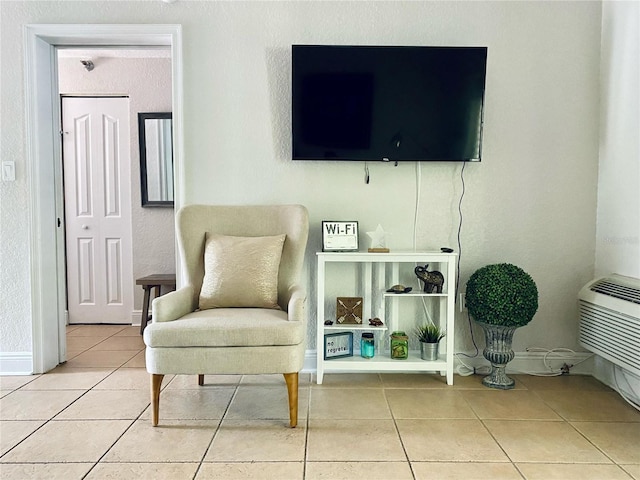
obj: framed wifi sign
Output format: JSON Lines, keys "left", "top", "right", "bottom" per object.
{"left": 322, "top": 221, "right": 359, "bottom": 252}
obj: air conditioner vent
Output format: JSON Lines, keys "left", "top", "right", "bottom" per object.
{"left": 579, "top": 274, "right": 640, "bottom": 377}
{"left": 590, "top": 279, "right": 640, "bottom": 304}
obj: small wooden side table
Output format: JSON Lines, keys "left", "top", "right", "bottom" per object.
{"left": 137, "top": 274, "right": 176, "bottom": 334}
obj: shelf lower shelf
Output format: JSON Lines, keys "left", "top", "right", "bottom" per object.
{"left": 323, "top": 325, "right": 388, "bottom": 331}
{"left": 383, "top": 292, "right": 448, "bottom": 298}
{"left": 322, "top": 353, "right": 448, "bottom": 372}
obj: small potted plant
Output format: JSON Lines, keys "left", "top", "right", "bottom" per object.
{"left": 415, "top": 323, "right": 445, "bottom": 361}
{"left": 465, "top": 263, "right": 538, "bottom": 389}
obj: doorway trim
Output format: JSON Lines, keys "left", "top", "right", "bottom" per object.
{"left": 24, "top": 24, "right": 183, "bottom": 373}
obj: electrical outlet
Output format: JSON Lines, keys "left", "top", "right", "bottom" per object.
{"left": 459, "top": 292, "right": 466, "bottom": 312}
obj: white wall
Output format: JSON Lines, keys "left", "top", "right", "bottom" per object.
{"left": 595, "top": 0, "right": 640, "bottom": 280}
{"left": 0, "top": 1, "right": 602, "bottom": 367}
{"left": 57, "top": 55, "right": 176, "bottom": 316}
{"left": 592, "top": 0, "right": 640, "bottom": 404}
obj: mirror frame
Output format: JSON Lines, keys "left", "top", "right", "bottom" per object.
{"left": 138, "top": 112, "right": 174, "bottom": 207}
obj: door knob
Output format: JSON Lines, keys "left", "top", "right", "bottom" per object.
{"left": 81, "top": 224, "right": 89, "bottom": 230}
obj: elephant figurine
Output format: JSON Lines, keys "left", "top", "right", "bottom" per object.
{"left": 414, "top": 264, "right": 445, "bottom": 293}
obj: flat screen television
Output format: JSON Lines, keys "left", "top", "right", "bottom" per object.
{"left": 292, "top": 45, "right": 488, "bottom": 162}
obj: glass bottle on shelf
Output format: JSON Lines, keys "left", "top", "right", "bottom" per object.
{"left": 361, "top": 332, "right": 375, "bottom": 358}
{"left": 390, "top": 331, "right": 409, "bottom": 359}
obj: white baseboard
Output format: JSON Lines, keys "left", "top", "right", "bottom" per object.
{"left": 302, "top": 350, "right": 317, "bottom": 373}
{"left": 302, "top": 349, "right": 596, "bottom": 377}
{"left": 0, "top": 348, "right": 601, "bottom": 380}
{"left": 131, "top": 310, "right": 142, "bottom": 326}
{"left": 486, "top": 350, "right": 593, "bottom": 376}
{"left": 0, "top": 352, "right": 33, "bottom": 375}
{"left": 66, "top": 310, "right": 140, "bottom": 326}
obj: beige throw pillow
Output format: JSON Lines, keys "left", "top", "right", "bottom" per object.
{"left": 198, "top": 233, "right": 286, "bottom": 310}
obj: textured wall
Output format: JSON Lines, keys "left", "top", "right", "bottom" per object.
{"left": 1, "top": 1, "right": 602, "bottom": 357}
{"left": 595, "top": 0, "right": 640, "bottom": 279}
{"left": 58, "top": 56, "right": 176, "bottom": 315}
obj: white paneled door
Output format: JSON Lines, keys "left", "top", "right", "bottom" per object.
{"left": 62, "top": 97, "right": 133, "bottom": 324}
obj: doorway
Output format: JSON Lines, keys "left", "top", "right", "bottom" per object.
{"left": 57, "top": 47, "right": 176, "bottom": 328}
{"left": 24, "top": 25, "right": 183, "bottom": 373}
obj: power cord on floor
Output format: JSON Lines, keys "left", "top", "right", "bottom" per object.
{"left": 454, "top": 354, "right": 491, "bottom": 376}
{"left": 454, "top": 346, "right": 598, "bottom": 378}
{"left": 519, "top": 347, "right": 594, "bottom": 376}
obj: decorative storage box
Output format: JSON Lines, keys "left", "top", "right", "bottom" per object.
{"left": 336, "top": 297, "right": 363, "bottom": 324}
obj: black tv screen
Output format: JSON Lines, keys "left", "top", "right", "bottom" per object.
{"left": 292, "top": 45, "right": 488, "bottom": 162}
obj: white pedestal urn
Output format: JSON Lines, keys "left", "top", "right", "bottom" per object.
{"left": 465, "top": 263, "right": 539, "bottom": 391}
{"left": 477, "top": 322, "right": 518, "bottom": 389}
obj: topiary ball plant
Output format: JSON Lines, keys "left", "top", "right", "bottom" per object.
{"left": 465, "top": 263, "right": 538, "bottom": 327}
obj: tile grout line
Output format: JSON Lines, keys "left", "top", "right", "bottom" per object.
{"left": 64, "top": 324, "right": 141, "bottom": 368}
{"left": 78, "top": 417, "right": 139, "bottom": 480}
{"left": 382, "top": 380, "right": 418, "bottom": 480}
{"left": 0, "top": 385, "right": 106, "bottom": 461}
{"left": 303, "top": 374, "right": 312, "bottom": 479}
{"left": 457, "top": 385, "right": 526, "bottom": 478}
{"left": 3, "top": 326, "right": 637, "bottom": 476}
{"left": 0, "top": 418, "right": 50, "bottom": 462}
{"left": 192, "top": 376, "right": 239, "bottom": 477}
{"left": 565, "top": 420, "right": 623, "bottom": 467}
{"left": 1, "top": 326, "right": 139, "bottom": 466}
{"left": 477, "top": 417, "right": 525, "bottom": 477}
{"left": 78, "top": 367, "right": 150, "bottom": 480}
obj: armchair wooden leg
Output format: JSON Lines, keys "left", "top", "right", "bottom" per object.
{"left": 198, "top": 374, "right": 204, "bottom": 386}
{"left": 283, "top": 372, "right": 298, "bottom": 428}
{"left": 151, "top": 374, "right": 164, "bottom": 427}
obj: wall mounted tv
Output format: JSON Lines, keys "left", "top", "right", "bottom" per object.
{"left": 292, "top": 45, "right": 488, "bottom": 162}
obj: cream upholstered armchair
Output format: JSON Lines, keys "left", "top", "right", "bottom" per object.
{"left": 143, "top": 204, "right": 309, "bottom": 428}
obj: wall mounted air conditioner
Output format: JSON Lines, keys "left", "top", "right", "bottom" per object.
{"left": 578, "top": 274, "right": 640, "bottom": 376}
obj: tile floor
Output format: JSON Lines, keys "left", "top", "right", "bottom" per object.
{"left": 0, "top": 324, "right": 639, "bottom": 479}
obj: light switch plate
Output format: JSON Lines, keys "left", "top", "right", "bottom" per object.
{"left": 2, "top": 161, "right": 16, "bottom": 181}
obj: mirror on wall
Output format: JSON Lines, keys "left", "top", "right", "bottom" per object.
{"left": 138, "top": 112, "right": 174, "bottom": 207}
